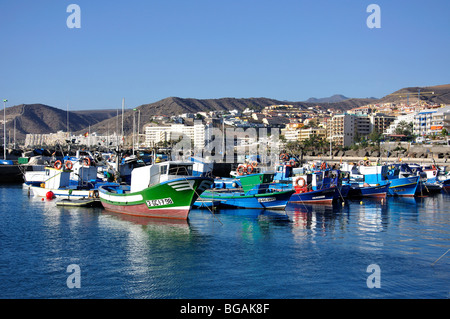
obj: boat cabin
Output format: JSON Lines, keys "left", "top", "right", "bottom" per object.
{"left": 130, "top": 161, "right": 194, "bottom": 193}
{"left": 44, "top": 167, "right": 71, "bottom": 189}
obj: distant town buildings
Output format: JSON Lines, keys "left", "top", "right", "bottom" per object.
{"left": 24, "top": 131, "right": 124, "bottom": 148}
{"left": 22, "top": 100, "right": 449, "bottom": 150}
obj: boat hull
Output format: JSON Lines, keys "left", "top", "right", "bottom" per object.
{"left": 348, "top": 184, "right": 389, "bottom": 198}
{"left": 200, "top": 189, "right": 294, "bottom": 210}
{"left": 289, "top": 187, "right": 336, "bottom": 204}
{"left": 29, "top": 185, "right": 94, "bottom": 199}
{"left": 416, "top": 182, "right": 442, "bottom": 195}
{"left": 99, "top": 177, "right": 213, "bottom": 219}
{"left": 334, "top": 184, "right": 350, "bottom": 199}
{"left": 385, "top": 176, "right": 419, "bottom": 197}
{"left": 439, "top": 179, "right": 450, "bottom": 192}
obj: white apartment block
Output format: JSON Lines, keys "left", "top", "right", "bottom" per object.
{"left": 298, "top": 127, "right": 327, "bottom": 141}
{"left": 414, "top": 106, "right": 450, "bottom": 136}
{"left": 281, "top": 128, "right": 300, "bottom": 141}
{"left": 329, "top": 113, "right": 396, "bottom": 147}
{"left": 144, "top": 121, "right": 210, "bottom": 149}
{"left": 329, "top": 114, "right": 357, "bottom": 147}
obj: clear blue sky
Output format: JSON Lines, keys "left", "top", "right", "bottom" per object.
{"left": 1, "top": 0, "right": 449, "bottom": 110}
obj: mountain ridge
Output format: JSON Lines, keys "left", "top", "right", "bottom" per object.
{"left": 3, "top": 84, "right": 450, "bottom": 141}
{"left": 305, "top": 94, "right": 350, "bottom": 103}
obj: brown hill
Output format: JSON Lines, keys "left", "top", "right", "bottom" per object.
{"left": 379, "top": 84, "right": 450, "bottom": 105}
{"left": 1, "top": 104, "right": 117, "bottom": 141}
{"left": 79, "top": 96, "right": 376, "bottom": 136}
{"left": 4, "top": 84, "right": 450, "bottom": 141}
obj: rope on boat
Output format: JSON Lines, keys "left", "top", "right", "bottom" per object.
{"left": 431, "top": 248, "right": 450, "bottom": 266}
{"left": 183, "top": 176, "right": 223, "bottom": 225}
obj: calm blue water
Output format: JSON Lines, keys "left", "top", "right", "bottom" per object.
{"left": 0, "top": 184, "right": 449, "bottom": 299}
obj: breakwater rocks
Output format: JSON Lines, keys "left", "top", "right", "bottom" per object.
{"left": 301, "top": 143, "right": 449, "bottom": 161}
{"left": 303, "top": 143, "right": 450, "bottom": 165}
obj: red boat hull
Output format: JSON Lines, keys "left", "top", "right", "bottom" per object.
{"left": 101, "top": 202, "right": 190, "bottom": 220}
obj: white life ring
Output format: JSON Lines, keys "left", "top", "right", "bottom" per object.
{"left": 293, "top": 177, "right": 306, "bottom": 188}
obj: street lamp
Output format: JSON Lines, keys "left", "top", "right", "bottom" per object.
{"left": 3, "top": 99, "right": 7, "bottom": 160}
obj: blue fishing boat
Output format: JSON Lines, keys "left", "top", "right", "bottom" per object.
{"left": 344, "top": 164, "right": 419, "bottom": 197}
{"left": 348, "top": 182, "right": 390, "bottom": 198}
{"left": 192, "top": 198, "right": 223, "bottom": 209}
{"left": 289, "top": 186, "right": 337, "bottom": 204}
{"left": 320, "top": 169, "right": 350, "bottom": 200}
{"left": 200, "top": 173, "right": 294, "bottom": 210}
{"left": 289, "top": 173, "right": 337, "bottom": 204}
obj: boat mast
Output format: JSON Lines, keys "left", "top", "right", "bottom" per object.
{"left": 121, "top": 98, "right": 124, "bottom": 146}
{"left": 3, "top": 99, "right": 7, "bottom": 160}
{"left": 67, "top": 103, "right": 69, "bottom": 135}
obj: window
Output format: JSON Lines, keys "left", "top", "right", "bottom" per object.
{"left": 168, "top": 164, "right": 193, "bottom": 176}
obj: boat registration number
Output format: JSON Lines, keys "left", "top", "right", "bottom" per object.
{"left": 146, "top": 197, "right": 174, "bottom": 207}
{"left": 258, "top": 197, "right": 276, "bottom": 203}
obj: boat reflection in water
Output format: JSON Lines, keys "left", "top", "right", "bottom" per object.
{"left": 102, "top": 210, "right": 191, "bottom": 234}
{"left": 285, "top": 201, "right": 344, "bottom": 231}
{"left": 285, "top": 199, "right": 389, "bottom": 244}
{"left": 214, "top": 208, "right": 290, "bottom": 222}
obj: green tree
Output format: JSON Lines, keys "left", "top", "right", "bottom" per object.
{"left": 395, "top": 120, "right": 414, "bottom": 139}
{"left": 368, "top": 130, "right": 382, "bottom": 145}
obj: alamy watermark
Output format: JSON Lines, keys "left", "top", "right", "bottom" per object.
{"left": 366, "top": 264, "right": 381, "bottom": 288}
{"left": 366, "top": 4, "right": 381, "bottom": 29}
{"left": 66, "top": 264, "right": 81, "bottom": 288}
{"left": 66, "top": 4, "right": 81, "bottom": 29}
{"left": 171, "top": 127, "right": 281, "bottom": 163}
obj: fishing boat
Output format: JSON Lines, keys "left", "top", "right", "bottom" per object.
{"left": 347, "top": 182, "right": 390, "bottom": 198}
{"left": 420, "top": 164, "right": 450, "bottom": 193}
{"left": 28, "top": 166, "right": 117, "bottom": 199}
{"left": 342, "top": 163, "right": 419, "bottom": 197}
{"left": 98, "top": 161, "right": 214, "bottom": 219}
{"left": 394, "top": 163, "right": 443, "bottom": 196}
{"left": 416, "top": 180, "right": 442, "bottom": 195}
{"left": 56, "top": 198, "right": 102, "bottom": 207}
{"left": 289, "top": 174, "right": 337, "bottom": 204}
{"left": 200, "top": 173, "right": 294, "bottom": 210}
{"left": 0, "top": 160, "right": 23, "bottom": 183}
{"left": 192, "top": 198, "right": 223, "bottom": 209}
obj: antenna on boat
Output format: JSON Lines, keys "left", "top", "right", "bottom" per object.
{"left": 66, "top": 102, "right": 69, "bottom": 135}
{"left": 3, "top": 99, "right": 7, "bottom": 160}
{"left": 121, "top": 98, "right": 125, "bottom": 144}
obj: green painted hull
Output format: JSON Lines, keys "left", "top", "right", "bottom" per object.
{"left": 99, "top": 177, "right": 213, "bottom": 219}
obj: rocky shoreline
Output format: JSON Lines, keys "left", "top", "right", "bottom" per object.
{"left": 299, "top": 143, "right": 449, "bottom": 164}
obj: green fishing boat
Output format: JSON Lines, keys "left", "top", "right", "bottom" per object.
{"left": 99, "top": 161, "right": 213, "bottom": 219}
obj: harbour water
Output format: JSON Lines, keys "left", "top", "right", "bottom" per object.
{"left": 0, "top": 184, "right": 449, "bottom": 299}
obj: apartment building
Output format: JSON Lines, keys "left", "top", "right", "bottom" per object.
{"left": 414, "top": 106, "right": 450, "bottom": 136}
{"left": 430, "top": 106, "right": 450, "bottom": 135}
{"left": 281, "top": 122, "right": 303, "bottom": 141}
{"left": 144, "top": 121, "right": 210, "bottom": 149}
{"left": 329, "top": 114, "right": 356, "bottom": 147}
{"left": 329, "top": 113, "right": 380, "bottom": 147}
{"left": 385, "top": 113, "right": 415, "bottom": 135}
{"left": 298, "top": 127, "right": 327, "bottom": 141}
{"left": 369, "top": 113, "right": 396, "bottom": 134}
